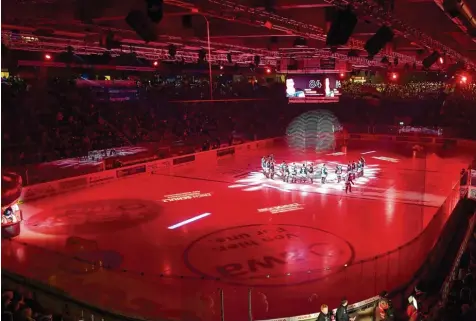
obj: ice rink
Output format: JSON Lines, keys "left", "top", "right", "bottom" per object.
{"left": 2, "top": 141, "right": 471, "bottom": 321}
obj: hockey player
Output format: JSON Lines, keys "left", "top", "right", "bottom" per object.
{"left": 261, "top": 156, "right": 267, "bottom": 172}
{"left": 321, "top": 164, "right": 328, "bottom": 184}
{"left": 307, "top": 163, "right": 314, "bottom": 183}
{"left": 359, "top": 156, "right": 365, "bottom": 177}
{"left": 347, "top": 162, "right": 352, "bottom": 174}
{"left": 285, "top": 163, "right": 291, "bottom": 183}
{"left": 345, "top": 173, "right": 355, "bottom": 193}
{"left": 280, "top": 162, "right": 288, "bottom": 182}
{"left": 359, "top": 156, "right": 365, "bottom": 167}
{"left": 300, "top": 164, "right": 308, "bottom": 183}
{"left": 356, "top": 160, "right": 362, "bottom": 178}
{"left": 291, "top": 163, "right": 298, "bottom": 183}
{"left": 264, "top": 157, "right": 270, "bottom": 178}
{"left": 335, "top": 164, "right": 343, "bottom": 183}
{"left": 269, "top": 159, "right": 275, "bottom": 179}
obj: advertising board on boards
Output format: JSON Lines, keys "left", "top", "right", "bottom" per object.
{"left": 22, "top": 183, "right": 57, "bottom": 201}
{"left": 216, "top": 147, "right": 235, "bottom": 157}
{"left": 173, "top": 155, "right": 196, "bottom": 166}
{"left": 146, "top": 160, "right": 171, "bottom": 173}
{"left": 116, "top": 165, "right": 146, "bottom": 178}
{"left": 89, "top": 172, "right": 117, "bottom": 186}
{"left": 58, "top": 177, "right": 88, "bottom": 192}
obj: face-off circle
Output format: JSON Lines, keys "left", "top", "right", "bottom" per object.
{"left": 27, "top": 199, "right": 161, "bottom": 235}
{"left": 184, "top": 224, "right": 354, "bottom": 286}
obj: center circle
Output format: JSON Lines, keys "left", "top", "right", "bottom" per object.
{"left": 183, "top": 224, "right": 354, "bottom": 286}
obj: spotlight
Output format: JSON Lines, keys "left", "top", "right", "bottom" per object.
{"left": 461, "top": 75, "right": 468, "bottom": 84}
{"left": 391, "top": 72, "right": 398, "bottom": 80}
{"left": 439, "top": 57, "right": 444, "bottom": 64}
{"left": 340, "top": 72, "right": 345, "bottom": 78}
{"left": 153, "top": 61, "right": 158, "bottom": 66}
{"left": 220, "top": 65, "right": 224, "bottom": 70}
{"left": 266, "top": 67, "right": 271, "bottom": 74}
{"left": 44, "top": 54, "right": 52, "bottom": 60}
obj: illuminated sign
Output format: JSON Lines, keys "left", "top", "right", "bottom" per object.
{"left": 257, "top": 203, "right": 304, "bottom": 214}
{"left": 162, "top": 191, "right": 212, "bottom": 203}
{"left": 286, "top": 74, "right": 341, "bottom": 103}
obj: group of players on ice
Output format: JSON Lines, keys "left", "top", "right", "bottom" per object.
{"left": 261, "top": 155, "right": 366, "bottom": 193}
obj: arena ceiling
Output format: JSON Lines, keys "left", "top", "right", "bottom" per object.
{"left": 2, "top": 0, "right": 476, "bottom": 69}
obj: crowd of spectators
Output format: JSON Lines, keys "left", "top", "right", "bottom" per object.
{"left": 430, "top": 227, "right": 476, "bottom": 321}
{"left": 2, "top": 76, "right": 476, "bottom": 170}
{"left": 1, "top": 76, "right": 293, "bottom": 167}
{"left": 342, "top": 81, "right": 476, "bottom": 101}
{"left": 2, "top": 78, "right": 125, "bottom": 166}
{"left": 2, "top": 289, "right": 60, "bottom": 321}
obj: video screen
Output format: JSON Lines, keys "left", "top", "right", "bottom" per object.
{"left": 286, "top": 74, "right": 342, "bottom": 103}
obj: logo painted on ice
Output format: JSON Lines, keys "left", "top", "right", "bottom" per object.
{"left": 27, "top": 199, "right": 162, "bottom": 235}
{"left": 183, "top": 224, "right": 354, "bottom": 286}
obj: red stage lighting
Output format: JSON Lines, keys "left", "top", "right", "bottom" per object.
{"left": 391, "top": 73, "right": 397, "bottom": 80}
{"left": 340, "top": 73, "right": 345, "bottom": 78}
{"left": 266, "top": 68, "right": 271, "bottom": 74}
{"left": 153, "top": 61, "right": 158, "bottom": 67}
{"left": 439, "top": 57, "right": 444, "bottom": 64}
{"left": 44, "top": 54, "right": 52, "bottom": 60}
{"left": 461, "top": 75, "right": 468, "bottom": 84}
{"left": 220, "top": 65, "right": 224, "bottom": 70}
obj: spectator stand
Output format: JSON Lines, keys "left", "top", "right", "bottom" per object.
{"left": 2, "top": 270, "right": 147, "bottom": 321}
{"left": 426, "top": 211, "right": 476, "bottom": 321}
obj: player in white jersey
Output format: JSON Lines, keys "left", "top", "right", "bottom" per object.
{"left": 335, "top": 164, "right": 343, "bottom": 183}
{"left": 290, "top": 163, "right": 298, "bottom": 183}
{"left": 307, "top": 163, "right": 315, "bottom": 183}
{"left": 320, "top": 164, "right": 328, "bottom": 184}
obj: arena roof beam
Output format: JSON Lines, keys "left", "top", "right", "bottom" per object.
{"left": 0, "top": 30, "right": 279, "bottom": 66}
{"left": 164, "top": 0, "right": 419, "bottom": 66}
{"left": 432, "top": 0, "right": 476, "bottom": 43}
{"left": 256, "top": 4, "right": 334, "bottom": 10}
{"left": 323, "top": 0, "right": 476, "bottom": 69}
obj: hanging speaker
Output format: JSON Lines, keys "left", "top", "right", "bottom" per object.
{"left": 125, "top": 10, "right": 157, "bottom": 43}
{"left": 443, "top": 0, "right": 461, "bottom": 18}
{"left": 364, "top": 26, "right": 394, "bottom": 57}
{"left": 146, "top": 0, "right": 164, "bottom": 23}
{"left": 422, "top": 51, "right": 440, "bottom": 69}
{"left": 326, "top": 7, "right": 358, "bottom": 47}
